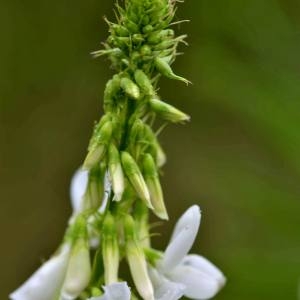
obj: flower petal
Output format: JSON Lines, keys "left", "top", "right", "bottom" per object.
{"left": 148, "top": 267, "right": 185, "bottom": 300}
{"left": 160, "top": 205, "right": 201, "bottom": 270}
{"left": 170, "top": 205, "right": 201, "bottom": 242}
{"left": 182, "top": 254, "right": 226, "bottom": 287}
{"left": 10, "top": 244, "right": 71, "bottom": 300}
{"left": 89, "top": 282, "right": 131, "bottom": 300}
{"left": 70, "top": 169, "right": 88, "bottom": 213}
{"left": 168, "top": 264, "right": 224, "bottom": 300}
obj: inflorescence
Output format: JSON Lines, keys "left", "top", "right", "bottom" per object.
{"left": 10, "top": 1, "right": 226, "bottom": 300}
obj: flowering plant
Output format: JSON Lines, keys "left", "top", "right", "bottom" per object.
{"left": 10, "top": 0, "right": 225, "bottom": 299}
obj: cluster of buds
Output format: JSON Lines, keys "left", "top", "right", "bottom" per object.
{"left": 11, "top": 1, "right": 226, "bottom": 300}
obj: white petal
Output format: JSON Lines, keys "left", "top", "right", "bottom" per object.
{"left": 70, "top": 169, "right": 88, "bottom": 213}
{"left": 168, "top": 264, "right": 224, "bottom": 300}
{"left": 148, "top": 267, "right": 185, "bottom": 300}
{"left": 182, "top": 255, "right": 226, "bottom": 287}
{"left": 160, "top": 206, "right": 201, "bottom": 270}
{"left": 89, "top": 282, "right": 131, "bottom": 300}
{"left": 171, "top": 205, "right": 201, "bottom": 242}
{"left": 10, "top": 244, "right": 71, "bottom": 300}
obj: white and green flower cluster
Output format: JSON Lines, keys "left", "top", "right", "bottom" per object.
{"left": 10, "top": 1, "right": 226, "bottom": 299}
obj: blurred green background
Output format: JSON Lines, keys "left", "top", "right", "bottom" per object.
{"left": 1, "top": 0, "right": 300, "bottom": 299}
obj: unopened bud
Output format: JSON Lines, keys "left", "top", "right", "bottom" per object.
{"left": 83, "top": 166, "right": 104, "bottom": 211}
{"left": 134, "top": 69, "right": 154, "bottom": 96}
{"left": 102, "top": 213, "right": 119, "bottom": 285}
{"left": 104, "top": 75, "right": 121, "bottom": 112}
{"left": 129, "top": 119, "right": 144, "bottom": 145}
{"left": 143, "top": 154, "right": 168, "bottom": 220}
{"left": 61, "top": 218, "right": 91, "bottom": 300}
{"left": 150, "top": 98, "right": 190, "bottom": 123}
{"left": 124, "top": 19, "right": 139, "bottom": 34}
{"left": 140, "top": 45, "right": 152, "bottom": 56}
{"left": 108, "top": 144, "right": 125, "bottom": 202}
{"left": 121, "top": 152, "right": 153, "bottom": 209}
{"left": 120, "top": 77, "right": 140, "bottom": 100}
{"left": 154, "top": 57, "right": 191, "bottom": 85}
{"left": 134, "top": 200, "right": 150, "bottom": 248}
{"left": 83, "top": 121, "right": 113, "bottom": 170}
{"left": 111, "top": 24, "right": 129, "bottom": 37}
{"left": 155, "top": 141, "right": 167, "bottom": 167}
{"left": 124, "top": 215, "right": 154, "bottom": 300}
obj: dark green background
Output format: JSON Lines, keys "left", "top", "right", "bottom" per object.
{"left": 1, "top": 0, "right": 300, "bottom": 299}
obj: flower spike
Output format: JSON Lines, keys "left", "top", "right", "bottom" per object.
{"left": 11, "top": 1, "right": 226, "bottom": 300}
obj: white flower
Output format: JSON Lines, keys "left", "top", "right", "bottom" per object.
{"left": 88, "top": 282, "right": 131, "bottom": 300}
{"left": 61, "top": 237, "right": 92, "bottom": 300}
{"left": 151, "top": 205, "right": 226, "bottom": 300}
{"left": 9, "top": 243, "right": 71, "bottom": 300}
{"left": 148, "top": 267, "right": 185, "bottom": 300}
{"left": 70, "top": 169, "right": 88, "bottom": 213}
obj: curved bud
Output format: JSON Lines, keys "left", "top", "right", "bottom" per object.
{"left": 120, "top": 77, "right": 140, "bottom": 100}
{"left": 121, "top": 152, "right": 153, "bottom": 209}
{"left": 108, "top": 144, "right": 124, "bottom": 202}
{"left": 61, "top": 217, "right": 91, "bottom": 300}
{"left": 134, "top": 70, "right": 154, "bottom": 96}
{"left": 143, "top": 154, "right": 168, "bottom": 220}
{"left": 102, "top": 213, "right": 120, "bottom": 285}
{"left": 150, "top": 99, "right": 190, "bottom": 123}
{"left": 154, "top": 57, "right": 191, "bottom": 85}
{"left": 83, "top": 121, "right": 113, "bottom": 170}
{"left": 124, "top": 215, "right": 154, "bottom": 300}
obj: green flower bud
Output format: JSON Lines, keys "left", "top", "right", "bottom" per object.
{"left": 83, "top": 120, "right": 113, "bottom": 170}
{"left": 121, "top": 151, "right": 153, "bottom": 209}
{"left": 142, "top": 124, "right": 167, "bottom": 167}
{"left": 142, "top": 15, "right": 150, "bottom": 26}
{"left": 128, "top": 119, "right": 145, "bottom": 158}
{"left": 132, "top": 34, "right": 144, "bottom": 44}
{"left": 143, "top": 154, "right": 168, "bottom": 220}
{"left": 102, "top": 213, "right": 119, "bottom": 285}
{"left": 143, "top": 24, "right": 153, "bottom": 34}
{"left": 104, "top": 75, "right": 121, "bottom": 112}
{"left": 124, "top": 215, "right": 154, "bottom": 300}
{"left": 153, "top": 39, "right": 176, "bottom": 51}
{"left": 134, "top": 69, "right": 154, "bottom": 96}
{"left": 155, "top": 141, "right": 167, "bottom": 167}
{"left": 61, "top": 218, "right": 91, "bottom": 300}
{"left": 108, "top": 144, "right": 124, "bottom": 202}
{"left": 115, "top": 36, "right": 131, "bottom": 48}
{"left": 149, "top": 98, "right": 190, "bottom": 123}
{"left": 154, "top": 56, "right": 191, "bottom": 85}
{"left": 111, "top": 24, "right": 129, "bottom": 37}
{"left": 140, "top": 45, "right": 152, "bottom": 57}
{"left": 124, "top": 19, "right": 139, "bottom": 33}
{"left": 134, "top": 200, "right": 150, "bottom": 248}
{"left": 83, "top": 166, "right": 104, "bottom": 211}
{"left": 120, "top": 77, "right": 140, "bottom": 100}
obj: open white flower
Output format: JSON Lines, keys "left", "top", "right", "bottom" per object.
{"left": 10, "top": 243, "right": 71, "bottom": 300}
{"left": 88, "top": 282, "right": 131, "bottom": 300}
{"left": 151, "top": 205, "right": 226, "bottom": 300}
